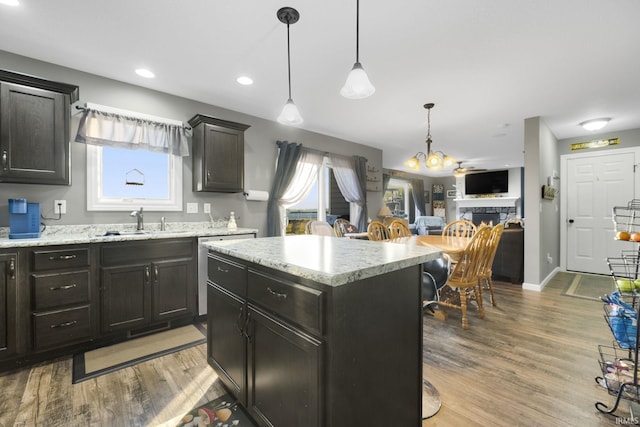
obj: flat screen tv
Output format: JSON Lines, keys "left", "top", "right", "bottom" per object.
{"left": 464, "top": 170, "right": 509, "bottom": 195}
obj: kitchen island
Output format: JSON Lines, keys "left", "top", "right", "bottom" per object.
{"left": 204, "top": 235, "right": 441, "bottom": 427}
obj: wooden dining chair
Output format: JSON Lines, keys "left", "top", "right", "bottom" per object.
{"left": 388, "top": 219, "right": 412, "bottom": 238}
{"left": 478, "top": 223, "right": 504, "bottom": 307}
{"left": 367, "top": 221, "right": 390, "bottom": 241}
{"left": 333, "top": 218, "right": 358, "bottom": 237}
{"left": 442, "top": 219, "right": 477, "bottom": 238}
{"left": 437, "top": 226, "right": 491, "bottom": 329}
{"left": 305, "top": 220, "right": 335, "bottom": 236}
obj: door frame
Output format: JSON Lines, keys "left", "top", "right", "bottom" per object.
{"left": 560, "top": 147, "right": 640, "bottom": 272}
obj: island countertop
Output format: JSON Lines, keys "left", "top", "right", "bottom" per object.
{"left": 204, "top": 234, "right": 441, "bottom": 287}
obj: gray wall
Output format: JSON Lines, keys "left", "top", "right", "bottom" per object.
{"left": 523, "top": 117, "right": 560, "bottom": 287}
{"left": 0, "top": 50, "right": 383, "bottom": 236}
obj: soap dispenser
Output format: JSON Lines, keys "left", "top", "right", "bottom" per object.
{"left": 227, "top": 211, "right": 237, "bottom": 231}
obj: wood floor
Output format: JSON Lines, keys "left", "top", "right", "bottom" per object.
{"left": 0, "top": 272, "right": 631, "bottom": 426}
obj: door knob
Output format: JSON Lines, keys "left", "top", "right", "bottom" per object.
{"left": 568, "top": 219, "right": 574, "bottom": 223}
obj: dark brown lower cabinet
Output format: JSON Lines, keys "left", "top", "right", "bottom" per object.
{"left": 100, "top": 239, "right": 196, "bottom": 334}
{"left": 207, "top": 252, "right": 422, "bottom": 427}
{"left": 0, "top": 251, "right": 18, "bottom": 360}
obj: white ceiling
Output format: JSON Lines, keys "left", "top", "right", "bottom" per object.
{"left": 1, "top": 0, "right": 639, "bottom": 176}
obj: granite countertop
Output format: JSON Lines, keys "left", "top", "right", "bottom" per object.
{"left": 0, "top": 221, "right": 258, "bottom": 248}
{"left": 204, "top": 235, "right": 441, "bottom": 287}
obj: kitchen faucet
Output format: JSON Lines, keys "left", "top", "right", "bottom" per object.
{"left": 130, "top": 207, "right": 144, "bottom": 230}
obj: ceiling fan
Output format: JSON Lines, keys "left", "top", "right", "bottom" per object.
{"left": 452, "top": 161, "right": 487, "bottom": 177}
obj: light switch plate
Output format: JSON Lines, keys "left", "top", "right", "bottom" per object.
{"left": 204, "top": 203, "right": 211, "bottom": 213}
{"left": 187, "top": 203, "right": 198, "bottom": 214}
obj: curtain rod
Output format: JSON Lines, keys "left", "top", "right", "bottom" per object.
{"left": 276, "top": 140, "right": 367, "bottom": 163}
{"left": 75, "top": 104, "right": 191, "bottom": 130}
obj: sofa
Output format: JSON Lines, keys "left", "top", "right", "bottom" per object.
{"left": 410, "top": 216, "right": 446, "bottom": 235}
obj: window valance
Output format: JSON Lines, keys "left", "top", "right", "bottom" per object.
{"left": 74, "top": 103, "right": 191, "bottom": 156}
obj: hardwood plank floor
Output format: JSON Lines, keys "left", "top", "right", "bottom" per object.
{"left": 0, "top": 272, "right": 631, "bottom": 426}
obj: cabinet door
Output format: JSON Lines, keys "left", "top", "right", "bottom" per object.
{"left": 0, "top": 253, "right": 18, "bottom": 359}
{"left": 247, "top": 306, "right": 322, "bottom": 427}
{"left": 0, "top": 82, "right": 70, "bottom": 184}
{"left": 201, "top": 123, "right": 244, "bottom": 192}
{"left": 152, "top": 258, "right": 195, "bottom": 322}
{"left": 101, "top": 264, "right": 151, "bottom": 332}
{"left": 207, "top": 283, "right": 246, "bottom": 403}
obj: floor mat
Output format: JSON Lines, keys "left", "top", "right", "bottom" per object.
{"left": 72, "top": 323, "right": 206, "bottom": 383}
{"left": 562, "top": 273, "right": 614, "bottom": 301}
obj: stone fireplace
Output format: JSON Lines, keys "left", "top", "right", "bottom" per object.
{"left": 454, "top": 196, "right": 520, "bottom": 224}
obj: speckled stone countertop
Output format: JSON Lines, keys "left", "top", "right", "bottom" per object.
{"left": 0, "top": 221, "right": 258, "bottom": 248}
{"left": 204, "top": 235, "right": 441, "bottom": 287}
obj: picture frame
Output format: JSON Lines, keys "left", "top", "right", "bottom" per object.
{"left": 424, "top": 190, "right": 430, "bottom": 204}
{"left": 446, "top": 189, "right": 457, "bottom": 199}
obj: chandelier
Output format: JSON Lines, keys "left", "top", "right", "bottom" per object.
{"left": 405, "top": 103, "right": 456, "bottom": 171}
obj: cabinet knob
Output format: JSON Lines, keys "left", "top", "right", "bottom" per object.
{"left": 1, "top": 150, "right": 7, "bottom": 171}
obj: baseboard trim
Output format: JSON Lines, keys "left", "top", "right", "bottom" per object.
{"left": 522, "top": 266, "right": 560, "bottom": 292}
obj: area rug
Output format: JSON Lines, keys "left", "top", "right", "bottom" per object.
{"left": 72, "top": 323, "right": 206, "bottom": 384}
{"left": 562, "top": 273, "right": 615, "bottom": 301}
{"left": 174, "top": 394, "right": 257, "bottom": 427}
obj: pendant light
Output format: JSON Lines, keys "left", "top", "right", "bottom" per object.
{"left": 277, "top": 7, "right": 303, "bottom": 125}
{"left": 340, "top": 0, "right": 375, "bottom": 99}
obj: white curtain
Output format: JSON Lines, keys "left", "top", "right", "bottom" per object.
{"left": 75, "top": 103, "right": 190, "bottom": 156}
{"left": 277, "top": 149, "right": 325, "bottom": 235}
{"left": 330, "top": 154, "right": 366, "bottom": 228}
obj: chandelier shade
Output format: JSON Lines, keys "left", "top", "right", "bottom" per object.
{"left": 404, "top": 103, "right": 456, "bottom": 172}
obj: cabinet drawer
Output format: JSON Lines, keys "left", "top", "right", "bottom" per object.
{"left": 32, "top": 305, "right": 91, "bottom": 350}
{"left": 33, "top": 248, "right": 89, "bottom": 271}
{"left": 208, "top": 255, "right": 246, "bottom": 297}
{"left": 32, "top": 271, "right": 90, "bottom": 310}
{"left": 248, "top": 269, "right": 323, "bottom": 335}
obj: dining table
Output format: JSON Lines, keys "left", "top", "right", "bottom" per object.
{"left": 388, "top": 234, "right": 470, "bottom": 258}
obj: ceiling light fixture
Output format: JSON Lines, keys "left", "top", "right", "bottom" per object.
{"left": 404, "top": 103, "right": 456, "bottom": 172}
{"left": 340, "top": 0, "right": 375, "bottom": 99}
{"left": 276, "top": 7, "right": 303, "bottom": 126}
{"left": 135, "top": 68, "right": 155, "bottom": 79}
{"left": 236, "top": 76, "right": 253, "bottom": 85}
{"left": 580, "top": 117, "right": 611, "bottom": 131}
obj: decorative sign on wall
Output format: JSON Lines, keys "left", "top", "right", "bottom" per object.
{"left": 541, "top": 185, "right": 556, "bottom": 200}
{"left": 570, "top": 137, "right": 619, "bottom": 151}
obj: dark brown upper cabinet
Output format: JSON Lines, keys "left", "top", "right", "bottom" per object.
{"left": 0, "top": 70, "right": 79, "bottom": 185}
{"left": 188, "top": 114, "right": 250, "bottom": 193}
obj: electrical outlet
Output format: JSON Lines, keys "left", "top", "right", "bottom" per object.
{"left": 186, "top": 203, "right": 198, "bottom": 214}
{"left": 204, "top": 203, "right": 211, "bottom": 214}
{"left": 54, "top": 199, "right": 67, "bottom": 214}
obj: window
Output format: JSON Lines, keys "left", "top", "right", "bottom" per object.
{"left": 86, "top": 145, "right": 183, "bottom": 211}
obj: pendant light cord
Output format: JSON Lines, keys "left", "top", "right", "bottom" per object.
{"left": 286, "top": 19, "right": 292, "bottom": 100}
{"left": 355, "top": 0, "right": 360, "bottom": 63}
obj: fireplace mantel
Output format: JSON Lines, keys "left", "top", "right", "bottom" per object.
{"left": 454, "top": 197, "right": 520, "bottom": 209}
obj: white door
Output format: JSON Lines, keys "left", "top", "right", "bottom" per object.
{"left": 566, "top": 151, "right": 636, "bottom": 274}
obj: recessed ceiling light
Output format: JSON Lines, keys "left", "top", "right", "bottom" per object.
{"left": 135, "top": 68, "right": 155, "bottom": 79}
{"left": 0, "top": 0, "right": 20, "bottom": 6}
{"left": 580, "top": 118, "right": 610, "bottom": 131}
{"left": 236, "top": 76, "right": 253, "bottom": 86}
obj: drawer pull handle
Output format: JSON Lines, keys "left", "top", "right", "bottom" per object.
{"left": 217, "top": 266, "right": 229, "bottom": 273}
{"left": 49, "top": 283, "right": 77, "bottom": 291}
{"left": 50, "top": 320, "right": 77, "bottom": 329}
{"left": 267, "top": 287, "right": 287, "bottom": 299}
{"left": 48, "top": 254, "right": 77, "bottom": 261}
{"left": 2, "top": 150, "right": 7, "bottom": 171}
